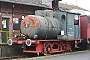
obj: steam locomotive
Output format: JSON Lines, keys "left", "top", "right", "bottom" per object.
{"left": 7, "top": 10, "right": 90, "bottom": 55}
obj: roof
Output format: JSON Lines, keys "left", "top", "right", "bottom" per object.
{"left": 0, "top": 0, "right": 52, "bottom": 9}
{"left": 59, "top": 3, "right": 89, "bottom": 11}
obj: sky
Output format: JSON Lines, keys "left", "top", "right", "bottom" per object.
{"left": 59, "top": 0, "right": 90, "bottom": 11}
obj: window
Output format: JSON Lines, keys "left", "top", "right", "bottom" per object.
{"left": 61, "top": 15, "right": 65, "bottom": 21}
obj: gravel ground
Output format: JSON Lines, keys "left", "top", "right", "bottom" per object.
{"left": 12, "top": 50, "right": 90, "bottom": 60}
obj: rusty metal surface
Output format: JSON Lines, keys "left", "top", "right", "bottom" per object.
{"left": 20, "top": 15, "right": 60, "bottom": 39}
{"left": 21, "top": 15, "right": 40, "bottom": 28}
{"left": 21, "top": 15, "right": 40, "bottom": 37}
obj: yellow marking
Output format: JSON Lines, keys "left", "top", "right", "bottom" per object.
{"left": 0, "top": 30, "right": 1, "bottom": 32}
{"left": 7, "top": 37, "right": 15, "bottom": 38}
{"left": 6, "top": 32, "right": 8, "bottom": 42}
{"left": 0, "top": 31, "right": 9, "bottom": 32}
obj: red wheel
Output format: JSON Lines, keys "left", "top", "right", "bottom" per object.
{"left": 44, "top": 44, "right": 52, "bottom": 55}
{"left": 46, "top": 44, "right": 52, "bottom": 54}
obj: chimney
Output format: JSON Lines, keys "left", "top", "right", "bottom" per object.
{"left": 52, "top": 0, "right": 62, "bottom": 10}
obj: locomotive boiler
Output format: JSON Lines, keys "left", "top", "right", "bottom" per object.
{"left": 20, "top": 15, "right": 61, "bottom": 39}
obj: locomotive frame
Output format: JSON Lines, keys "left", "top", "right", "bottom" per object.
{"left": 8, "top": 39, "right": 81, "bottom": 55}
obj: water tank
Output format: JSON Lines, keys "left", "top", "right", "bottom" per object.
{"left": 20, "top": 15, "right": 60, "bottom": 39}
